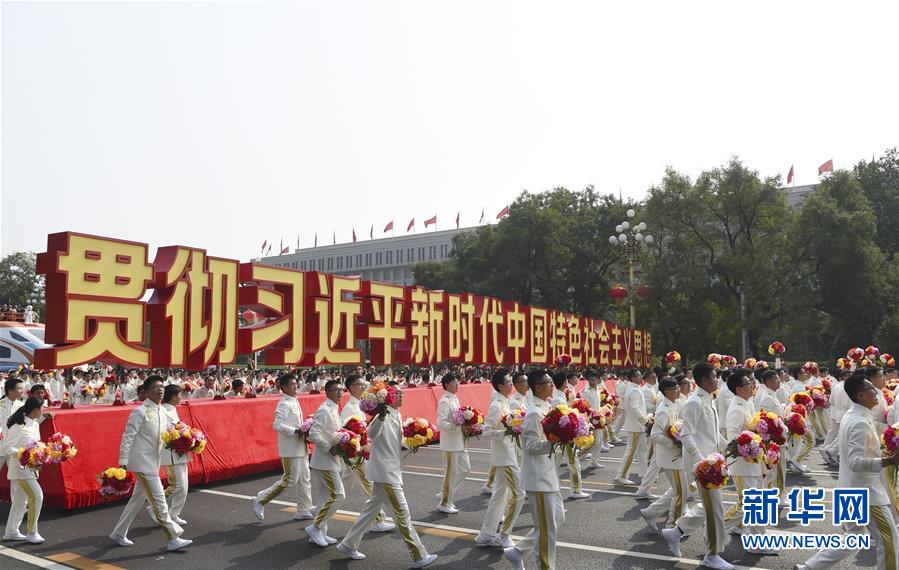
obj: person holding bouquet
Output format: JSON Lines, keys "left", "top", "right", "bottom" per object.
{"left": 3, "top": 397, "right": 45, "bottom": 543}
{"left": 754, "top": 370, "right": 790, "bottom": 498}
{"left": 252, "top": 373, "right": 314, "bottom": 522}
{"left": 337, "top": 382, "right": 437, "bottom": 568}
{"left": 581, "top": 369, "right": 609, "bottom": 466}
{"left": 722, "top": 369, "right": 774, "bottom": 552}
{"left": 339, "top": 374, "right": 394, "bottom": 533}
{"left": 640, "top": 377, "right": 687, "bottom": 534}
{"left": 110, "top": 376, "right": 191, "bottom": 552}
{"left": 503, "top": 370, "right": 566, "bottom": 570}
{"left": 550, "top": 372, "right": 589, "bottom": 499}
{"left": 475, "top": 368, "right": 525, "bottom": 548}
{"left": 156, "top": 385, "right": 190, "bottom": 526}
{"left": 614, "top": 370, "right": 656, "bottom": 500}
{"left": 436, "top": 373, "right": 469, "bottom": 514}
{"left": 305, "top": 380, "right": 347, "bottom": 547}
{"left": 660, "top": 363, "right": 732, "bottom": 570}
{"left": 796, "top": 374, "right": 899, "bottom": 570}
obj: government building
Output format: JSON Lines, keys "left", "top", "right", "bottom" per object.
{"left": 259, "top": 226, "right": 475, "bottom": 286}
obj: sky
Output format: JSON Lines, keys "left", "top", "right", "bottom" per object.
{"left": 2, "top": 1, "right": 897, "bottom": 261}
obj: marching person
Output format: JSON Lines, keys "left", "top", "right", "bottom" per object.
{"left": 110, "top": 376, "right": 191, "bottom": 551}
{"left": 155, "top": 385, "right": 190, "bottom": 526}
{"left": 3, "top": 397, "right": 45, "bottom": 543}
{"left": 510, "top": 370, "right": 530, "bottom": 413}
{"left": 550, "top": 372, "right": 589, "bottom": 499}
{"left": 0, "top": 377, "right": 25, "bottom": 439}
{"left": 613, "top": 370, "right": 652, "bottom": 490}
{"left": 252, "top": 373, "right": 314, "bottom": 522}
{"left": 339, "top": 374, "right": 394, "bottom": 533}
{"left": 336, "top": 382, "right": 438, "bottom": 568}
{"left": 755, "top": 369, "right": 789, "bottom": 497}
{"left": 305, "top": 380, "right": 347, "bottom": 547}
{"left": 821, "top": 368, "right": 852, "bottom": 465}
{"left": 436, "top": 373, "right": 470, "bottom": 514}
{"left": 640, "top": 377, "right": 688, "bottom": 533}
{"left": 504, "top": 370, "right": 567, "bottom": 570}
{"left": 722, "top": 369, "right": 774, "bottom": 553}
{"left": 715, "top": 370, "right": 734, "bottom": 438}
{"left": 582, "top": 369, "right": 607, "bottom": 467}
{"left": 660, "top": 363, "right": 733, "bottom": 570}
{"left": 795, "top": 373, "right": 899, "bottom": 570}
{"left": 475, "top": 368, "right": 525, "bottom": 548}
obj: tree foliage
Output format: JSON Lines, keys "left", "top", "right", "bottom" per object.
{"left": 0, "top": 251, "right": 42, "bottom": 307}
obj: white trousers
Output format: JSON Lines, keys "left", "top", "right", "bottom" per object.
{"left": 340, "top": 482, "right": 430, "bottom": 563}
{"left": 803, "top": 504, "right": 898, "bottom": 569}
{"left": 112, "top": 472, "right": 183, "bottom": 542}
{"left": 675, "top": 480, "right": 726, "bottom": 555}
{"left": 791, "top": 431, "right": 814, "bottom": 465}
{"left": 439, "top": 450, "right": 470, "bottom": 507}
{"left": 611, "top": 409, "right": 626, "bottom": 437}
{"left": 724, "top": 475, "right": 765, "bottom": 534}
{"left": 514, "top": 490, "right": 566, "bottom": 570}
{"left": 822, "top": 420, "right": 840, "bottom": 456}
{"left": 616, "top": 431, "right": 645, "bottom": 478}
{"left": 311, "top": 468, "right": 345, "bottom": 535}
{"left": 163, "top": 463, "right": 189, "bottom": 519}
{"left": 642, "top": 468, "right": 688, "bottom": 526}
{"left": 635, "top": 440, "right": 661, "bottom": 495}
{"left": 556, "top": 445, "right": 583, "bottom": 494}
{"left": 255, "top": 456, "right": 313, "bottom": 511}
{"left": 342, "top": 463, "right": 386, "bottom": 523}
{"left": 5, "top": 478, "right": 42, "bottom": 536}
{"left": 480, "top": 464, "right": 525, "bottom": 537}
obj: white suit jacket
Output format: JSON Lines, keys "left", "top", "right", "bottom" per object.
{"left": 839, "top": 403, "right": 890, "bottom": 506}
{"left": 119, "top": 400, "right": 166, "bottom": 474}
{"left": 482, "top": 391, "right": 517, "bottom": 467}
{"left": 367, "top": 407, "right": 403, "bottom": 487}
{"left": 649, "top": 398, "right": 682, "bottom": 470}
{"left": 726, "top": 396, "right": 763, "bottom": 477}
{"left": 521, "top": 394, "right": 558, "bottom": 492}
{"left": 437, "top": 393, "right": 464, "bottom": 452}
{"left": 273, "top": 394, "right": 307, "bottom": 458}
{"left": 309, "top": 399, "right": 342, "bottom": 471}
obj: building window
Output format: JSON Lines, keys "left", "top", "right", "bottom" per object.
{"left": 337, "top": 257, "right": 343, "bottom": 270}
{"left": 356, "top": 254, "right": 362, "bottom": 267}
{"left": 346, "top": 255, "right": 352, "bottom": 268}
{"left": 386, "top": 250, "right": 392, "bottom": 265}
{"left": 397, "top": 249, "right": 403, "bottom": 263}
{"left": 418, "top": 247, "right": 425, "bottom": 261}
{"left": 366, "top": 253, "right": 372, "bottom": 267}
{"left": 375, "top": 252, "right": 381, "bottom": 265}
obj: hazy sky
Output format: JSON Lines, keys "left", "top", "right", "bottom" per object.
{"left": 3, "top": 1, "right": 897, "bottom": 261}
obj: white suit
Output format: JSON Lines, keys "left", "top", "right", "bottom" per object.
{"left": 254, "top": 394, "right": 313, "bottom": 512}
{"left": 437, "top": 392, "right": 469, "bottom": 508}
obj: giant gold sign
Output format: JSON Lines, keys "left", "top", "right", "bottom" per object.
{"left": 35, "top": 232, "right": 652, "bottom": 369}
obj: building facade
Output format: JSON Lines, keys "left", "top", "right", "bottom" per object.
{"left": 259, "top": 226, "right": 475, "bottom": 286}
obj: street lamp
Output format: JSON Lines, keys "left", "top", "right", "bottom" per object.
{"left": 608, "top": 209, "right": 654, "bottom": 328}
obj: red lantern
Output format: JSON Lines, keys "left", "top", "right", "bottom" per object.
{"left": 609, "top": 286, "right": 627, "bottom": 304}
{"left": 636, "top": 285, "right": 652, "bottom": 299}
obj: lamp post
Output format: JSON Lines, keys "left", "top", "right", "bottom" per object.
{"left": 608, "top": 208, "right": 654, "bottom": 328}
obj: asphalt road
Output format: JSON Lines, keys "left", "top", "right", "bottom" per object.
{"left": 0, "top": 439, "right": 881, "bottom": 570}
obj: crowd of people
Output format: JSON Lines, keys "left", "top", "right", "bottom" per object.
{"left": 2, "top": 359, "right": 899, "bottom": 570}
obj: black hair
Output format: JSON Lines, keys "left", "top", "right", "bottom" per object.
{"left": 551, "top": 372, "right": 567, "bottom": 389}
{"left": 760, "top": 369, "right": 778, "bottom": 383}
{"left": 2, "top": 377, "right": 23, "bottom": 398}
{"left": 512, "top": 370, "right": 528, "bottom": 382}
{"left": 278, "top": 373, "right": 297, "bottom": 389}
{"left": 864, "top": 366, "right": 883, "bottom": 379}
{"left": 659, "top": 377, "right": 678, "bottom": 393}
{"left": 28, "top": 384, "right": 46, "bottom": 395}
{"left": 491, "top": 368, "right": 510, "bottom": 392}
{"left": 627, "top": 369, "right": 642, "bottom": 381}
{"left": 345, "top": 373, "right": 363, "bottom": 391}
{"left": 441, "top": 373, "right": 457, "bottom": 388}
{"left": 692, "top": 362, "right": 715, "bottom": 384}
{"left": 142, "top": 374, "right": 164, "bottom": 392}
{"left": 790, "top": 366, "right": 802, "bottom": 379}
{"left": 727, "top": 368, "right": 750, "bottom": 395}
{"left": 163, "top": 384, "right": 182, "bottom": 403}
{"left": 7, "top": 396, "right": 44, "bottom": 429}
{"left": 232, "top": 379, "right": 245, "bottom": 392}
{"left": 720, "top": 369, "right": 733, "bottom": 383}
{"left": 565, "top": 371, "right": 577, "bottom": 381}
{"left": 584, "top": 369, "right": 600, "bottom": 379}
{"left": 324, "top": 379, "right": 342, "bottom": 392}
{"left": 845, "top": 373, "right": 869, "bottom": 403}
{"left": 527, "top": 369, "right": 550, "bottom": 392}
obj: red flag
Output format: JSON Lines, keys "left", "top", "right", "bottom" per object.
{"left": 407, "top": 218, "right": 415, "bottom": 232}
{"left": 787, "top": 165, "right": 794, "bottom": 184}
{"left": 424, "top": 215, "right": 437, "bottom": 227}
{"left": 455, "top": 211, "right": 460, "bottom": 228}
{"left": 818, "top": 159, "right": 833, "bottom": 175}
{"left": 261, "top": 239, "right": 267, "bottom": 253}
{"left": 280, "top": 246, "right": 289, "bottom": 254}
{"left": 384, "top": 221, "right": 394, "bottom": 232}
{"left": 352, "top": 228, "right": 357, "bottom": 242}
{"left": 496, "top": 206, "right": 509, "bottom": 220}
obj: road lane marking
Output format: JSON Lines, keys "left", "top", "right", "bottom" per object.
{"left": 46, "top": 553, "right": 124, "bottom": 570}
{"left": 0, "top": 545, "right": 74, "bottom": 570}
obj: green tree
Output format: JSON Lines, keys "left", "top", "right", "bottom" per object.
{"left": 0, "top": 252, "right": 43, "bottom": 308}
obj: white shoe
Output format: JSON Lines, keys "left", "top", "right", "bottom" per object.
{"left": 166, "top": 538, "right": 193, "bottom": 551}
{"left": 481, "top": 485, "right": 493, "bottom": 495}
{"left": 437, "top": 505, "right": 458, "bottom": 514}
{"left": 588, "top": 461, "right": 605, "bottom": 469}
{"left": 109, "top": 533, "right": 133, "bottom": 547}
{"left": 325, "top": 535, "right": 337, "bottom": 545}
{"left": 729, "top": 525, "right": 746, "bottom": 536}
{"left": 252, "top": 497, "right": 264, "bottom": 521}
{"left": 370, "top": 521, "right": 395, "bottom": 533}
{"left": 794, "top": 565, "right": 809, "bottom": 570}
{"left": 640, "top": 508, "right": 659, "bottom": 533}
{"left": 499, "top": 534, "right": 514, "bottom": 548}
{"left": 412, "top": 554, "right": 438, "bottom": 568}
{"left": 568, "top": 491, "right": 590, "bottom": 500}
{"left": 26, "top": 533, "right": 44, "bottom": 544}
{"left": 700, "top": 554, "right": 734, "bottom": 569}
{"left": 583, "top": 453, "right": 592, "bottom": 460}
{"left": 3, "top": 531, "right": 27, "bottom": 541}
{"left": 173, "top": 516, "right": 187, "bottom": 525}
{"left": 613, "top": 477, "right": 634, "bottom": 485}
{"left": 474, "top": 533, "right": 501, "bottom": 547}
{"left": 305, "top": 524, "right": 329, "bottom": 547}
{"left": 504, "top": 547, "right": 525, "bottom": 570}
{"left": 661, "top": 527, "right": 682, "bottom": 557}
{"left": 336, "top": 542, "right": 366, "bottom": 560}
{"left": 799, "top": 464, "right": 811, "bottom": 473}
{"left": 634, "top": 491, "right": 660, "bottom": 500}
{"left": 293, "top": 510, "right": 315, "bottom": 520}
{"left": 601, "top": 444, "right": 612, "bottom": 452}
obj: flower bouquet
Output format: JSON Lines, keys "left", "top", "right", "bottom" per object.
{"left": 882, "top": 423, "right": 899, "bottom": 453}
{"left": 501, "top": 408, "right": 525, "bottom": 447}
{"left": 402, "top": 417, "right": 438, "bottom": 455}
{"left": 569, "top": 398, "right": 591, "bottom": 416}
{"left": 607, "top": 393, "right": 620, "bottom": 408}
{"left": 810, "top": 388, "right": 829, "bottom": 410}
{"left": 360, "top": 380, "right": 400, "bottom": 416}
{"left": 790, "top": 392, "right": 815, "bottom": 412}
{"left": 802, "top": 361, "right": 819, "bottom": 375}
{"left": 847, "top": 347, "right": 865, "bottom": 363}
{"left": 665, "top": 351, "right": 681, "bottom": 365}
{"left": 555, "top": 353, "right": 573, "bottom": 367}
{"left": 744, "top": 357, "right": 758, "bottom": 369}
{"left": 821, "top": 377, "right": 832, "bottom": 396}
{"left": 768, "top": 341, "right": 785, "bottom": 356}
{"left": 882, "top": 353, "right": 896, "bottom": 367}
{"left": 46, "top": 432, "right": 78, "bottom": 464}
{"left": 707, "top": 353, "right": 722, "bottom": 369}
{"left": 17, "top": 440, "right": 50, "bottom": 471}
{"left": 80, "top": 385, "right": 95, "bottom": 400}
{"left": 749, "top": 411, "right": 788, "bottom": 445}
{"left": 865, "top": 345, "right": 880, "bottom": 361}
{"left": 541, "top": 403, "right": 592, "bottom": 456}
{"left": 764, "top": 442, "right": 782, "bottom": 468}
{"left": 667, "top": 419, "right": 683, "bottom": 446}
{"left": 589, "top": 407, "right": 610, "bottom": 432}
{"left": 454, "top": 406, "right": 484, "bottom": 439}
{"left": 98, "top": 467, "right": 135, "bottom": 497}
{"left": 334, "top": 429, "right": 365, "bottom": 470}
{"left": 694, "top": 453, "right": 729, "bottom": 489}
{"left": 725, "top": 430, "right": 765, "bottom": 463}
{"left": 885, "top": 388, "right": 896, "bottom": 407}
{"left": 786, "top": 411, "right": 808, "bottom": 437}
{"left": 162, "top": 422, "right": 207, "bottom": 456}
